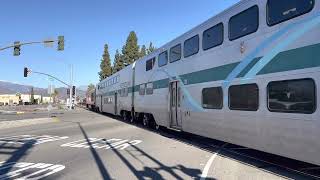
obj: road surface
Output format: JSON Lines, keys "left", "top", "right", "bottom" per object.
{"left": 0, "top": 108, "right": 312, "bottom": 179}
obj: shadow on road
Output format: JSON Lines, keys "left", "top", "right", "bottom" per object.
{"left": 73, "top": 115, "right": 210, "bottom": 180}
{"left": 0, "top": 139, "right": 36, "bottom": 178}
{"left": 105, "top": 139, "right": 211, "bottom": 180}
{"left": 88, "top": 109, "right": 317, "bottom": 180}
{"left": 77, "top": 122, "right": 112, "bottom": 180}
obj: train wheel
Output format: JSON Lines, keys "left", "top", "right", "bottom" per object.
{"left": 155, "top": 123, "right": 160, "bottom": 130}
{"left": 120, "top": 112, "right": 124, "bottom": 120}
{"left": 142, "top": 114, "right": 149, "bottom": 127}
{"left": 129, "top": 113, "right": 134, "bottom": 123}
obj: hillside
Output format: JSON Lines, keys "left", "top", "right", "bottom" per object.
{"left": 0, "top": 81, "right": 86, "bottom": 99}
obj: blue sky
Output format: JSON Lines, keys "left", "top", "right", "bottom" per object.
{"left": 0, "top": 0, "right": 239, "bottom": 88}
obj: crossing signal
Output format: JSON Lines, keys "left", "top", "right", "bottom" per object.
{"left": 13, "top": 41, "right": 21, "bottom": 56}
{"left": 24, "top": 67, "right": 30, "bottom": 77}
{"left": 72, "top": 86, "right": 76, "bottom": 97}
{"left": 57, "top": 36, "right": 64, "bottom": 51}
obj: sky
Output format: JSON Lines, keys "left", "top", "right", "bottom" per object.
{"left": 0, "top": 0, "right": 240, "bottom": 89}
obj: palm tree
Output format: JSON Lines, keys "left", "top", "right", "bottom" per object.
{"left": 52, "top": 89, "right": 59, "bottom": 103}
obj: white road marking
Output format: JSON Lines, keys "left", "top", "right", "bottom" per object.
{"left": 61, "top": 138, "right": 142, "bottom": 150}
{"left": 200, "top": 143, "right": 228, "bottom": 180}
{"left": 200, "top": 152, "right": 218, "bottom": 180}
{"left": 0, "top": 135, "right": 69, "bottom": 145}
{"left": 0, "top": 162, "right": 65, "bottom": 180}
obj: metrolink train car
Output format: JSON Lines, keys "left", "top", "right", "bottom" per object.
{"left": 96, "top": 0, "right": 320, "bottom": 165}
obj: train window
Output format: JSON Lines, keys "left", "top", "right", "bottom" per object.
{"left": 203, "top": 23, "right": 224, "bottom": 51}
{"left": 146, "top": 83, "right": 153, "bottom": 95}
{"left": 268, "top": 79, "right": 316, "bottom": 114}
{"left": 202, "top": 87, "right": 223, "bottom": 109}
{"left": 146, "top": 57, "right": 156, "bottom": 71}
{"left": 229, "top": 84, "right": 259, "bottom": 111}
{"left": 184, "top": 35, "right": 199, "bottom": 58}
{"left": 267, "top": 0, "right": 314, "bottom": 26}
{"left": 158, "top": 51, "right": 168, "bottom": 67}
{"left": 170, "top": 44, "right": 181, "bottom": 63}
{"left": 229, "top": 5, "right": 259, "bottom": 41}
{"left": 139, "top": 84, "right": 146, "bottom": 95}
{"left": 121, "top": 88, "right": 128, "bottom": 97}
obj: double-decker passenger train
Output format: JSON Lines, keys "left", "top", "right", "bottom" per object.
{"left": 90, "top": 0, "right": 320, "bottom": 165}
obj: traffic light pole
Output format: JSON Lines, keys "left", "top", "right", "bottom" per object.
{"left": 0, "top": 40, "right": 55, "bottom": 51}
{"left": 30, "top": 70, "right": 74, "bottom": 110}
{"left": 0, "top": 36, "right": 64, "bottom": 56}
{"left": 31, "top": 71, "right": 70, "bottom": 87}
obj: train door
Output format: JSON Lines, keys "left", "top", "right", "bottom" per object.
{"left": 114, "top": 93, "right": 118, "bottom": 115}
{"left": 100, "top": 95, "right": 103, "bottom": 112}
{"left": 169, "top": 81, "right": 182, "bottom": 129}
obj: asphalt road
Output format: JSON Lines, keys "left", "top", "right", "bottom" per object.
{"left": 0, "top": 109, "right": 312, "bottom": 179}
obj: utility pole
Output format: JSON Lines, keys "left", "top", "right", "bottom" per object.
{"left": 69, "top": 64, "right": 73, "bottom": 110}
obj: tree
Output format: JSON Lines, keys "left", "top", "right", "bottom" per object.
{"left": 87, "top": 84, "right": 95, "bottom": 93}
{"left": 30, "top": 87, "right": 34, "bottom": 104}
{"left": 99, "top": 44, "right": 112, "bottom": 81}
{"left": 113, "top": 49, "right": 125, "bottom": 73}
{"left": 52, "top": 89, "right": 59, "bottom": 103}
{"left": 123, "top": 31, "right": 140, "bottom": 65}
{"left": 16, "top": 92, "right": 22, "bottom": 105}
{"left": 147, "top": 42, "right": 156, "bottom": 55}
{"left": 139, "top": 45, "right": 147, "bottom": 58}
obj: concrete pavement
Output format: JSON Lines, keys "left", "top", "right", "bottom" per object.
{"left": 0, "top": 109, "right": 312, "bottom": 179}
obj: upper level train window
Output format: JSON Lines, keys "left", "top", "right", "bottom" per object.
{"left": 146, "top": 57, "right": 155, "bottom": 71}
{"left": 184, "top": 35, "right": 199, "bottom": 58}
{"left": 229, "top": 84, "right": 259, "bottom": 111}
{"left": 267, "top": 79, "right": 316, "bottom": 114}
{"left": 229, "top": 5, "right": 259, "bottom": 41}
{"left": 203, "top": 23, "right": 224, "bottom": 50}
{"left": 158, "top": 51, "right": 168, "bottom": 67}
{"left": 267, "top": 0, "right": 314, "bottom": 26}
{"left": 170, "top": 44, "right": 181, "bottom": 63}
{"left": 202, "top": 87, "right": 223, "bottom": 109}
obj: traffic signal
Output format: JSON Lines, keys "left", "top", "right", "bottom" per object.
{"left": 24, "top": 67, "right": 30, "bottom": 77}
{"left": 57, "top": 36, "right": 64, "bottom": 51}
{"left": 67, "top": 89, "right": 70, "bottom": 95}
{"left": 72, "top": 86, "right": 76, "bottom": 97}
{"left": 13, "top": 41, "right": 21, "bottom": 56}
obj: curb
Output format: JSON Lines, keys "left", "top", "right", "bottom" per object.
{"left": 0, "top": 111, "right": 25, "bottom": 115}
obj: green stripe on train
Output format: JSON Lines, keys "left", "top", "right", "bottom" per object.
{"left": 102, "top": 43, "right": 320, "bottom": 95}
{"left": 153, "top": 43, "right": 320, "bottom": 89}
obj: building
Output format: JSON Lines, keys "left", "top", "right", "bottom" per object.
{"left": 0, "top": 94, "right": 19, "bottom": 106}
{"left": 0, "top": 94, "right": 53, "bottom": 105}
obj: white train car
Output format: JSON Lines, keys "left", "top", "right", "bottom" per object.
{"left": 97, "top": 0, "right": 320, "bottom": 165}
{"left": 96, "top": 64, "right": 135, "bottom": 116}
